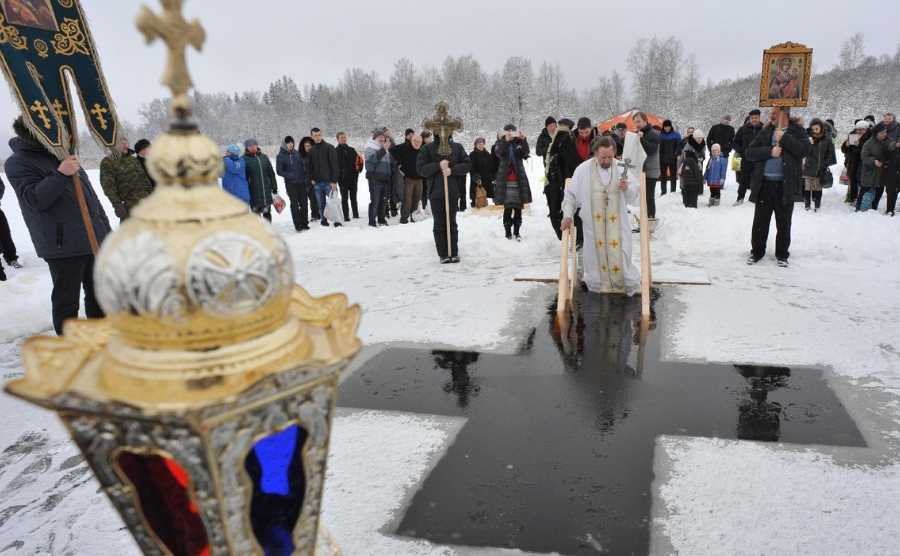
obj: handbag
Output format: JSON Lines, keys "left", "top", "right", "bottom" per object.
{"left": 474, "top": 185, "right": 488, "bottom": 208}
{"left": 820, "top": 167, "right": 834, "bottom": 189}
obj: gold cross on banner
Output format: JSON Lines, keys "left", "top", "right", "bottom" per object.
{"left": 136, "top": 0, "right": 206, "bottom": 110}
{"left": 424, "top": 101, "right": 462, "bottom": 158}
{"left": 90, "top": 103, "right": 109, "bottom": 130}
{"left": 30, "top": 100, "right": 51, "bottom": 129}
{"left": 52, "top": 99, "right": 68, "bottom": 118}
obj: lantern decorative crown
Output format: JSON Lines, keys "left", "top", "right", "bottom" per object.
{"left": 5, "top": 2, "right": 360, "bottom": 555}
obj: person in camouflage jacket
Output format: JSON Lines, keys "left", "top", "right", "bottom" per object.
{"left": 99, "top": 137, "right": 153, "bottom": 221}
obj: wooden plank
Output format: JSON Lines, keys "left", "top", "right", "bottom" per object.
{"left": 638, "top": 172, "right": 652, "bottom": 319}
{"left": 515, "top": 277, "right": 710, "bottom": 286}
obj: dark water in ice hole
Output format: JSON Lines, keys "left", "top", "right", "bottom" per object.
{"left": 338, "top": 292, "right": 865, "bottom": 555}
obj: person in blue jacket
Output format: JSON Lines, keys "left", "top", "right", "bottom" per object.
{"left": 222, "top": 143, "right": 251, "bottom": 206}
{"left": 704, "top": 143, "right": 728, "bottom": 207}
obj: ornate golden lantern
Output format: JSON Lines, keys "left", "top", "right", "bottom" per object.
{"left": 4, "top": 2, "right": 360, "bottom": 554}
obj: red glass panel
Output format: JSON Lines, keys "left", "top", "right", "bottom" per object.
{"left": 116, "top": 451, "right": 210, "bottom": 556}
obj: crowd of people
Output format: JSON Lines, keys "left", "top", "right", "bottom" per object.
{"left": 2, "top": 105, "right": 898, "bottom": 329}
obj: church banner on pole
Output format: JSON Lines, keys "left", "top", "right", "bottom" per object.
{"left": 0, "top": 0, "right": 121, "bottom": 158}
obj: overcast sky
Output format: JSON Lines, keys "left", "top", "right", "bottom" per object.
{"left": 1, "top": 0, "right": 898, "bottom": 148}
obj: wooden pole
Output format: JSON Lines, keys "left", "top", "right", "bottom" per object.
{"left": 638, "top": 171, "right": 651, "bottom": 319}
{"left": 442, "top": 173, "right": 452, "bottom": 259}
{"left": 72, "top": 173, "right": 99, "bottom": 255}
{"left": 557, "top": 227, "right": 571, "bottom": 318}
{"left": 568, "top": 227, "right": 576, "bottom": 302}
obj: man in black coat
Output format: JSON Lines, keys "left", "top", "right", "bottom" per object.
{"left": 732, "top": 109, "right": 765, "bottom": 205}
{"left": 276, "top": 136, "right": 310, "bottom": 231}
{"left": 707, "top": 115, "right": 736, "bottom": 157}
{"left": 4, "top": 117, "right": 111, "bottom": 333}
{"left": 336, "top": 132, "right": 360, "bottom": 221}
{"left": 545, "top": 118, "right": 581, "bottom": 241}
{"left": 393, "top": 133, "right": 424, "bottom": 223}
{"left": 308, "top": 127, "right": 340, "bottom": 226}
{"left": 744, "top": 109, "right": 810, "bottom": 266}
{"left": 535, "top": 116, "right": 557, "bottom": 165}
{"left": 417, "top": 134, "right": 471, "bottom": 263}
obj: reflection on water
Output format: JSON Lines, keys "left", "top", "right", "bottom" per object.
{"left": 432, "top": 351, "right": 480, "bottom": 408}
{"left": 735, "top": 365, "right": 791, "bottom": 441}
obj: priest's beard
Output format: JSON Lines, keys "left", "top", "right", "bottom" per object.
{"left": 599, "top": 161, "right": 612, "bottom": 169}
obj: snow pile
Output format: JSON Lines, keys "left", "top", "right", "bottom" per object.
{"left": 658, "top": 436, "right": 900, "bottom": 556}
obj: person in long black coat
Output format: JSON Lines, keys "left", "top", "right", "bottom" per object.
{"left": 469, "top": 137, "right": 495, "bottom": 204}
{"left": 417, "top": 135, "right": 471, "bottom": 263}
{"left": 732, "top": 110, "right": 765, "bottom": 204}
{"left": 4, "top": 117, "right": 111, "bottom": 333}
{"left": 545, "top": 119, "right": 581, "bottom": 242}
{"left": 801, "top": 119, "right": 837, "bottom": 211}
{"left": 493, "top": 125, "right": 533, "bottom": 240}
{"left": 841, "top": 121, "right": 871, "bottom": 205}
{"left": 744, "top": 109, "right": 810, "bottom": 265}
{"left": 535, "top": 116, "right": 557, "bottom": 163}
{"left": 336, "top": 132, "right": 360, "bottom": 220}
{"left": 707, "top": 116, "right": 736, "bottom": 157}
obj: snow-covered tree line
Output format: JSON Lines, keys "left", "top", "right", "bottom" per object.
{"left": 123, "top": 34, "right": 900, "bottom": 150}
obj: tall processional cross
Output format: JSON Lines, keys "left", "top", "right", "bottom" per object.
{"left": 423, "top": 101, "right": 462, "bottom": 158}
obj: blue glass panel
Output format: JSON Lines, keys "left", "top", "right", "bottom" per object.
{"left": 244, "top": 424, "right": 307, "bottom": 556}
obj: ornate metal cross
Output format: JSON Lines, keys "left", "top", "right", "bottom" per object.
{"left": 136, "top": 0, "right": 206, "bottom": 112}
{"left": 424, "top": 101, "right": 462, "bottom": 158}
{"left": 617, "top": 157, "right": 636, "bottom": 182}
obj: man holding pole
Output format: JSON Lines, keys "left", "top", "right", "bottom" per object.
{"left": 5, "top": 117, "right": 111, "bottom": 334}
{"left": 420, "top": 102, "right": 471, "bottom": 264}
{"left": 561, "top": 136, "right": 641, "bottom": 296}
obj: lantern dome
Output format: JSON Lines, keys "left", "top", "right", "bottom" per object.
{"left": 94, "top": 129, "right": 295, "bottom": 352}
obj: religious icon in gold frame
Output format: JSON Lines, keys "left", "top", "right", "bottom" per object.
{"left": 759, "top": 42, "right": 813, "bottom": 107}
{"left": 0, "top": 0, "right": 58, "bottom": 31}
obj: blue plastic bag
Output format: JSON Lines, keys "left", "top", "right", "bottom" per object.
{"left": 859, "top": 189, "right": 875, "bottom": 211}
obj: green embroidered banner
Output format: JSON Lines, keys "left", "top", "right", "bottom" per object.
{"left": 0, "top": 0, "right": 120, "bottom": 158}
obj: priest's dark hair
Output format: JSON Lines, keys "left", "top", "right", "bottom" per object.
{"left": 310, "top": 127, "right": 321, "bottom": 133}
{"left": 591, "top": 135, "right": 616, "bottom": 153}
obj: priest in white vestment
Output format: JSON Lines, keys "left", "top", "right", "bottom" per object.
{"left": 562, "top": 135, "right": 641, "bottom": 296}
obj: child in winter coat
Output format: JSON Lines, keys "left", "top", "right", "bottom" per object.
{"left": 222, "top": 144, "right": 251, "bottom": 206}
{"left": 680, "top": 149, "right": 703, "bottom": 208}
{"left": 704, "top": 143, "right": 728, "bottom": 206}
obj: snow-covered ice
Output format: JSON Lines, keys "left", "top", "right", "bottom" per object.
{"left": 1, "top": 155, "right": 899, "bottom": 555}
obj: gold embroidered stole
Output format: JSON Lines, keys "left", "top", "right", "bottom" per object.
{"left": 590, "top": 160, "right": 626, "bottom": 293}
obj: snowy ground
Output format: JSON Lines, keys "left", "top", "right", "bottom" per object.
{"left": 1, "top": 155, "right": 899, "bottom": 555}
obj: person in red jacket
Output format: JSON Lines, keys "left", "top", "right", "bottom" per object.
{"left": 575, "top": 117, "right": 595, "bottom": 162}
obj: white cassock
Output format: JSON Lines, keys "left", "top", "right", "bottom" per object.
{"left": 562, "top": 158, "right": 641, "bottom": 296}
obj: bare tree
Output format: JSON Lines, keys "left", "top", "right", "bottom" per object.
{"left": 839, "top": 33, "right": 866, "bottom": 70}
